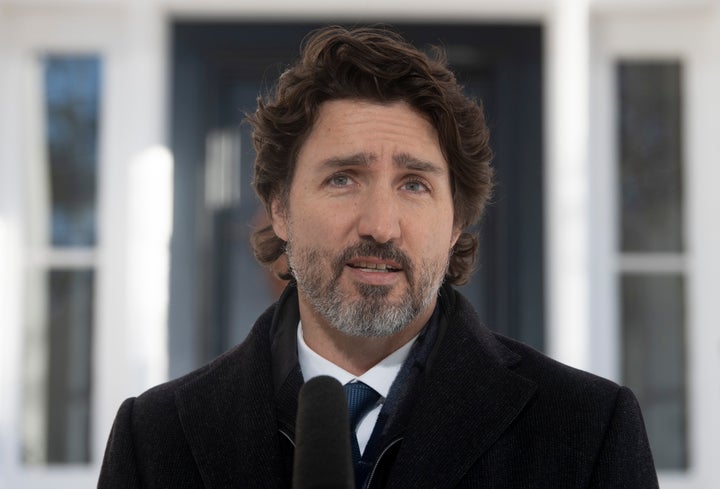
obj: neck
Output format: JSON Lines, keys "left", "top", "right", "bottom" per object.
{"left": 298, "top": 298, "right": 435, "bottom": 377}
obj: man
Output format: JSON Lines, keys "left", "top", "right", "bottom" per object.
{"left": 99, "top": 26, "right": 658, "bottom": 488}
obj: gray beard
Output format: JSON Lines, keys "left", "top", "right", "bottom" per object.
{"left": 286, "top": 240, "right": 447, "bottom": 338}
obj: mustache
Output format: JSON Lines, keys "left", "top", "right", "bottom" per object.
{"left": 332, "top": 240, "right": 413, "bottom": 281}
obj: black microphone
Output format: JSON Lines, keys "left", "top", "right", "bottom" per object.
{"left": 292, "top": 375, "right": 354, "bottom": 489}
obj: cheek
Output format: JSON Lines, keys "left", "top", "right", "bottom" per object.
{"left": 289, "top": 204, "right": 345, "bottom": 245}
{"left": 414, "top": 226, "right": 454, "bottom": 260}
{"left": 431, "top": 207, "right": 458, "bottom": 244}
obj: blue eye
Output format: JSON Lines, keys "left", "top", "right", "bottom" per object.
{"left": 403, "top": 180, "right": 428, "bottom": 192}
{"left": 329, "top": 174, "right": 351, "bottom": 186}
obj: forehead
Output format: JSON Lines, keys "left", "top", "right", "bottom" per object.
{"left": 296, "top": 99, "right": 447, "bottom": 170}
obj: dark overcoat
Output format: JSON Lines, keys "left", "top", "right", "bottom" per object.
{"left": 98, "top": 285, "right": 658, "bottom": 488}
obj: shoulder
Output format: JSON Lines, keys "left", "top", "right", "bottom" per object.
{"left": 495, "top": 333, "right": 623, "bottom": 412}
{"left": 446, "top": 286, "right": 624, "bottom": 408}
{"left": 487, "top": 331, "right": 652, "bottom": 469}
{"left": 131, "top": 302, "right": 278, "bottom": 420}
{"left": 103, "top": 304, "right": 279, "bottom": 463}
{"left": 435, "top": 288, "right": 657, "bottom": 486}
{"left": 446, "top": 287, "right": 637, "bottom": 436}
{"left": 493, "top": 337, "right": 656, "bottom": 484}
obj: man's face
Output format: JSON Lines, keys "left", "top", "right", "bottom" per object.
{"left": 272, "top": 99, "right": 460, "bottom": 338}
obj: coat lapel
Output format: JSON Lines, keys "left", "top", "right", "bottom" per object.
{"left": 387, "top": 292, "right": 538, "bottom": 488}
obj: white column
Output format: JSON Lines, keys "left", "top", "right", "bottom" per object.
{"left": 93, "top": 0, "right": 171, "bottom": 463}
{"left": 0, "top": 10, "right": 25, "bottom": 483}
{"left": 686, "top": 5, "right": 720, "bottom": 488}
{"left": 545, "top": 0, "right": 592, "bottom": 369}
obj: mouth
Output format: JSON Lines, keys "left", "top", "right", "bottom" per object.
{"left": 346, "top": 258, "right": 402, "bottom": 273}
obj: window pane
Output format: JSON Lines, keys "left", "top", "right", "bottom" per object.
{"left": 618, "top": 62, "right": 683, "bottom": 252}
{"left": 44, "top": 56, "right": 101, "bottom": 246}
{"left": 622, "top": 273, "right": 687, "bottom": 469}
{"left": 23, "top": 269, "right": 94, "bottom": 464}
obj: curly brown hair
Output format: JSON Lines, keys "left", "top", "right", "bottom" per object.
{"left": 248, "top": 25, "right": 493, "bottom": 285}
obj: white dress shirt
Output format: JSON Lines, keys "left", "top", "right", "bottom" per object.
{"left": 297, "top": 322, "right": 418, "bottom": 454}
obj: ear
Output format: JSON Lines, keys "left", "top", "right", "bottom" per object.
{"left": 270, "top": 198, "right": 289, "bottom": 241}
{"left": 450, "top": 226, "right": 462, "bottom": 249}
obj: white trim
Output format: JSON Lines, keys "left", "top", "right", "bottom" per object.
{"left": 26, "top": 249, "right": 98, "bottom": 268}
{"left": 683, "top": 5, "right": 720, "bottom": 487}
{"left": 617, "top": 253, "right": 687, "bottom": 274}
{"left": 92, "top": 0, "right": 171, "bottom": 464}
{"left": 162, "top": 0, "right": 551, "bottom": 20}
{"left": 544, "top": 0, "right": 592, "bottom": 370}
{"left": 0, "top": 14, "right": 27, "bottom": 479}
{"left": 588, "top": 14, "right": 620, "bottom": 382}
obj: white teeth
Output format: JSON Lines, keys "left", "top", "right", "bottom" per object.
{"left": 353, "top": 262, "right": 397, "bottom": 271}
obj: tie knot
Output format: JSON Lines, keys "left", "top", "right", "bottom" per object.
{"left": 344, "top": 381, "right": 380, "bottom": 430}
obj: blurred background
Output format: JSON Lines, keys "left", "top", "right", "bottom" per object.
{"left": 1, "top": 0, "right": 718, "bottom": 487}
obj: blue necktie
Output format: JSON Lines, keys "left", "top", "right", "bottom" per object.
{"left": 344, "top": 381, "right": 380, "bottom": 467}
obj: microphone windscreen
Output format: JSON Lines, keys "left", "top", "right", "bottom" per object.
{"left": 292, "top": 375, "right": 354, "bottom": 489}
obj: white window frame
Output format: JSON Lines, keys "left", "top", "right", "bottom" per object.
{"left": 590, "top": 6, "right": 720, "bottom": 488}
{"left": 0, "top": 4, "right": 171, "bottom": 488}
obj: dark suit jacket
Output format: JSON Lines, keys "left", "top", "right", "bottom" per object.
{"left": 98, "top": 286, "right": 658, "bottom": 488}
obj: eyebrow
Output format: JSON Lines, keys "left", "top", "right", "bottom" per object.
{"left": 393, "top": 152, "right": 446, "bottom": 175}
{"left": 318, "top": 152, "right": 375, "bottom": 170}
{"left": 318, "top": 152, "right": 446, "bottom": 175}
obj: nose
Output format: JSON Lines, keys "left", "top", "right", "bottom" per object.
{"left": 356, "top": 187, "right": 402, "bottom": 244}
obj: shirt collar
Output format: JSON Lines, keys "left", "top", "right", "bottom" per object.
{"left": 297, "top": 321, "right": 418, "bottom": 399}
